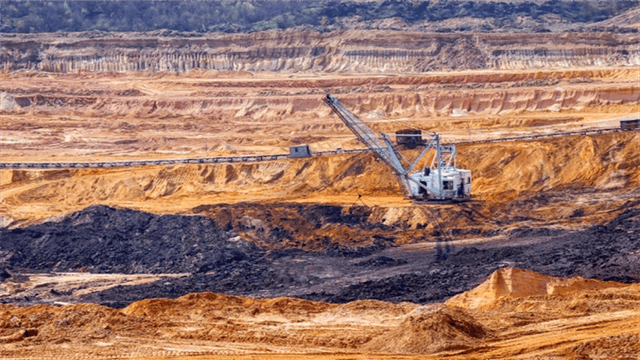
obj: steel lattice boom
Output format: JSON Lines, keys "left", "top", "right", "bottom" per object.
{"left": 323, "top": 95, "right": 406, "bottom": 174}
{"left": 323, "top": 94, "right": 472, "bottom": 201}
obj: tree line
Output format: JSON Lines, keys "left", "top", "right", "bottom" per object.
{"left": 1, "top": 1, "right": 636, "bottom": 33}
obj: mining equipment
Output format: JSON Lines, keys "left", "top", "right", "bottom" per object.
{"left": 289, "top": 144, "right": 312, "bottom": 158}
{"left": 395, "top": 129, "right": 424, "bottom": 149}
{"left": 620, "top": 119, "right": 640, "bottom": 130}
{"left": 323, "top": 94, "right": 471, "bottom": 201}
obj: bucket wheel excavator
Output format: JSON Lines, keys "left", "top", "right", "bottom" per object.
{"left": 323, "top": 94, "right": 471, "bottom": 201}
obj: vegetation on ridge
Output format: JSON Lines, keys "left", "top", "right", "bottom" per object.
{"left": 1, "top": 0, "right": 637, "bottom": 33}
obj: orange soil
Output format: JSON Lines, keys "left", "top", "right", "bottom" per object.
{"left": 1, "top": 50, "right": 639, "bottom": 360}
{"left": 1, "top": 67, "right": 637, "bottom": 230}
{"left": 1, "top": 131, "right": 637, "bottom": 242}
{"left": 1, "top": 268, "right": 637, "bottom": 359}
{"left": 0, "top": 68, "right": 637, "bottom": 162}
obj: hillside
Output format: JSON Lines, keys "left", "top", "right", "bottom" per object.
{"left": 1, "top": 0, "right": 637, "bottom": 34}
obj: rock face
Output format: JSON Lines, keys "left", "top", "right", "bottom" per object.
{"left": 0, "top": 92, "right": 20, "bottom": 111}
{"left": 2, "top": 30, "right": 638, "bottom": 73}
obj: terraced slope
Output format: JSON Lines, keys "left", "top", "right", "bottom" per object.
{"left": 2, "top": 30, "right": 639, "bottom": 73}
{"left": 1, "top": 11, "right": 639, "bottom": 359}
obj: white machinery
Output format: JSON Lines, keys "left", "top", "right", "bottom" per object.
{"left": 323, "top": 94, "right": 471, "bottom": 201}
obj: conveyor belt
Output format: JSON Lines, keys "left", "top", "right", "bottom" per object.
{"left": 0, "top": 127, "right": 636, "bottom": 170}
{"left": 454, "top": 127, "right": 633, "bottom": 145}
{"left": 0, "top": 149, "right": 368, "bottom": 169}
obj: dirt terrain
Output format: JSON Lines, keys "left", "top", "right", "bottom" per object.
{"left": 1, "top": 67, "right": 638, "bottom": 230}
{"left": 1, "top": 204, "right": 638, "bottom": 309}
{"left": 1, "top": 67, "right": 638, "bottom": 163}
{"left": 1, "top": 5, "right": 640, "bottom": 359}
{"left": 1, "top": 268, "right": 639, "bottom": 359}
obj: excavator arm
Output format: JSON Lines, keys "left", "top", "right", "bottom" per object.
{"left": 323, "top": 94, "right": 411, "bottom": 196}
{"left": 323, "top": 94, "right": 471, "bottom": 201}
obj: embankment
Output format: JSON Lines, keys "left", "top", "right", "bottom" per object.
{"left": 2, "top": 30, "right": 638, "bottom": 73}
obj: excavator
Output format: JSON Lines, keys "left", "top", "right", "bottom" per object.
{"left": 323, "top": 94, "right": 471, "bottom": 202}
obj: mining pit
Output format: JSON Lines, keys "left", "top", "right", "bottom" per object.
{"left": 1, "top": 9, "right": 640, "bottom": 359}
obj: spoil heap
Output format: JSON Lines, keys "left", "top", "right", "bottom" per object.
{"left": 0, "top": 205, "right": 255, "bottom": 274}
{"left": 364, "top": 306, "right": 489, "bottom": 354}
{"left": 1, "top": 269, "right": 638, "bottom": 359}
{"left": 446, "top": 267, "right": 630, "bottom": 310}
{"left": 1, "top": 206, "right": 638, "bottom": 309}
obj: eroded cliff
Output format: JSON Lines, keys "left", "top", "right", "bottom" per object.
{"left": 2, "top": 30, "right": 638, "bottom": 73}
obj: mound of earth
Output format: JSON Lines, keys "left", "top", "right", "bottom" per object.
{"left": 2, "top": 131, "right": 637, "bottom": 234}
{"left": 365, "top": 305, "right": 489, "bottom": 354}
{"left": 0, "top": 292, "right": 417, "bottom": 356}
{"left": 2, "top": 206, "right": 638, "bottom": 309}
{"left": 446, "top": 267, "right": 630, "bottom": 310}
{"left": 568, "top": 334, "right": 640, "bottom": 360}
{"left": 121, "top": 292, "right": 335, "bottom": 319}
{"left": 0, "top": 302, "right": 146, "bottom": 348}
{"left": 0, "top": 205, "right": 256, "bottom": 274}
{"left": 1, "top": 269, "right": 638, "bottom": 358}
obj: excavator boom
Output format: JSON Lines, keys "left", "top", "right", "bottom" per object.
{"left": 323, "top": 95, "right": 406, "bottom": 174}
{"left": 323, "top": 94, "right": 471, "bottom": 201}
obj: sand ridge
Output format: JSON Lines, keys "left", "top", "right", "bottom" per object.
{"left": 1, "top": 268, "right": 637, "bottom": 359}
{"left": 445, "top": 267, "right": 630, "bottom": 310}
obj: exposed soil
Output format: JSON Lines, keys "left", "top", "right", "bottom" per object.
{"left": 2, "top": 25, "right": 639, "bottom": 73}
{"left": 0, "top": 205, "right": 250, "bottom": 274}
{"left": 2, "top": 130, "right": 638, "bottom": 234}
{"left": 1, "top": 269, "right": 638, "bottom": 359}
{"left": 1, "top": 13, "right": 639, "bottom": 358}
{"left": 0, "top": 68, "right": 638, "bottom": 165}
{"left": 1, "top": 205, "right": 638, "bottom": 311}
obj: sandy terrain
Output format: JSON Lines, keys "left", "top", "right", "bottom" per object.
{"left": 1, "top": 66, "right": 638, "bottom": 230}
{"left": 1, "top": 15, "right": 639, "bottom": 360}
{"left": 1, "top": 67, "right": 638, "bottom": 163}
{"left": 1, "top": 268, "right": 638, "bottom": 359}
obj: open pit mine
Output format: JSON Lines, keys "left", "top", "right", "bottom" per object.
{"left": 1, "top": 3, "right": 639, "bottom": 360}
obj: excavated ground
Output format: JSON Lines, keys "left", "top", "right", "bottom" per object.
{"left": 1, "top": 268, "right": 638, "bottom": 359}
{"left": 1, "top": 67, "right": 638, "bottom": 163}
{"left": 1, "top": 130, "right": 638, "bottom": 229}
{"left": 1, "top": 204, "right": 638, "bottom": 310}
{"left": 1, "top": 21, "right": 640, "bottom": 359}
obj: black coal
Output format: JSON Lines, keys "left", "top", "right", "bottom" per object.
{"left": 1, "top": 205, "right": 638, "bottom": 309}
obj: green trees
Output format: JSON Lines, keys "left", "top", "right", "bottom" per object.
{"left": 0, "top": 1, "right": 636, "bottom": 33}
